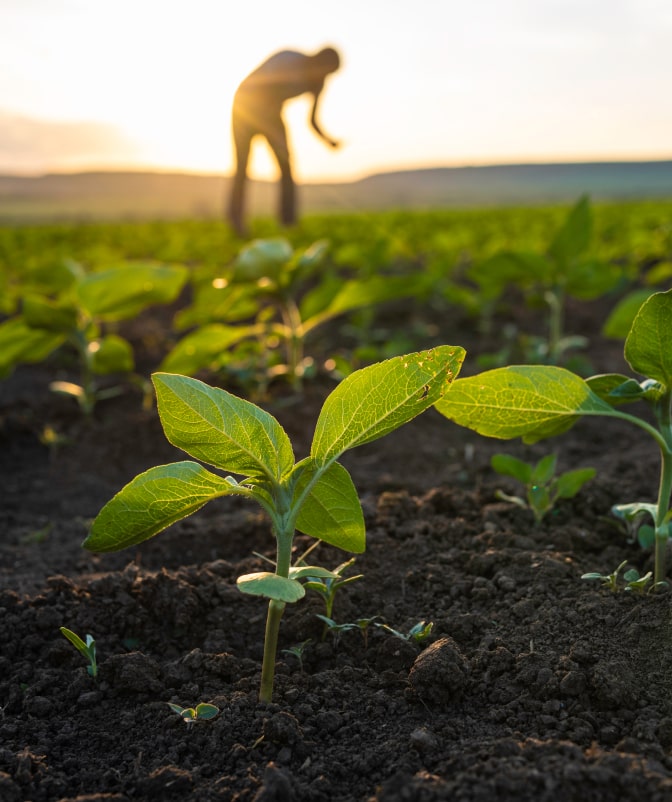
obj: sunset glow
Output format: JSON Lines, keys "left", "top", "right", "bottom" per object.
{"left": 1, "top": 0, "right": 671, "bottom": 180}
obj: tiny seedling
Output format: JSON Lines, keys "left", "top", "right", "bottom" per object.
{"left": 59, "top": 626, "right": 98, "bottom": 678}
{"left": 435, "top": 289, "right": 672, "bottom": 587}
{"left": 377, "top": 620, "right": 434, "bottom": 644}
{"left": 281, "top": 639, "right": 312, "bottom": 671}
{"left": 315, "top": 615, "right": 358, "bottom": 647}
{"left": 581, "top": 560, "right": 628, "bottom": 592}
{"left": 354, "top": 616, "right": 381, "bottom": 648}
{"left": 491, "top": 452, "right": 596, "bottom": 523}
{"left": 84, "top": 346, "right": 465, "bottom": 702}
{"left": 582, "top": 562, "right": 660, "bottom": 594}
{"left": 167, "top": 702, "right": 219, "bottom": 724}
{"left": 302, "top": 556, "right": 363, "bottom": 639}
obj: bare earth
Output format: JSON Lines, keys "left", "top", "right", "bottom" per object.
{"left": 2, "top": 294, "right": 672, "bottom": 801}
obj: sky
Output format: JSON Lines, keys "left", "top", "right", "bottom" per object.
{"left": 1, "top": 0, "right": 671, "bottom": 182}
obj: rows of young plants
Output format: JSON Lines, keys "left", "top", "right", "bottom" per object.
{"left": 1, "top": 198, "right": 671, "bottom": 414}
{"left": 3, "top": 198, "right": 672, "bottom": 704}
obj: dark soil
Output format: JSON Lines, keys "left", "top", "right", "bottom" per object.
{"left": 3, "top": 294, "right": 672, "bottom": 802}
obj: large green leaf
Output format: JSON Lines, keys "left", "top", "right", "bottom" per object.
{"left": 302, "top": 274, "right": 425, "bottom": 332}
{"left": 311, "top": 345, "right": 465, "bottom": 464}
{"left": 76, "top": 263, "right": 188, "bottom": 321}
{"left": 292, "top": 459, "right": 365, "bottom": 553}
{"left": 435, "top": 365, "right": 617, "bottom": 444}
{"left": 153, "top": 373, "right": 294, "bottom": 481}
{"left": 624, "top": 289, "right": 672, "bottom": 388}
{"left": 0, "top": 317, "right": 65, "bottom": 378}
{"left": 159, "top": 323, "right": 261, "bottom": 374}
{"left": 84, "top": 461, "right": 236, "bottom": 552}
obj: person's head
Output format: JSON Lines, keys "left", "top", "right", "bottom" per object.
{"left": 312, "top": 47, "right": 341, "bottom": 76}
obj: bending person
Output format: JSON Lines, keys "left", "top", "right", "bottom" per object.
{"left": 228, "top": 46, "right": 341, "bottom": 235}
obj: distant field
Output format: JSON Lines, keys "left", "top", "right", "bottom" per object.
{"left": 0, "top": 161, "right": 671, "bottom": 222}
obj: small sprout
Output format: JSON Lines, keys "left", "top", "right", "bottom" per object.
{"left": 377, "top": 620, "right": 434, "bottom": 644}
{"left": 623, "top": 568, "right": 654, "bottom": 594}
{"left": 303, "top": 556, "right": 363, "bottom": 639}
{"left": 581, "top": 562, "right": 666, "bottom": 593}
{"left": 315, "top": 615, "right": 358, "bottom": 647}
{"left": 59, "top": 626, "right": 98, "bottom": 678}
{"left": 167, "top": 702, "right": 220, "bottom": 725}
{"left": 354, "top": 616, "right": 381, "bottom": 648}
{"left": 281, "top": 639, "right": 312, "bottom": 671}
{"left": 581, "top": 560, "right": 628, "bottom": 592}
{"left": 491, "top": 452, "right": 596, "bottom": 524}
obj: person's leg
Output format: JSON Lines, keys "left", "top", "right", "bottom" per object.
{"left": 228, "top": 111, "right": 253, "bottom": 236}
{"left": 266, "top": 120, "right": 295, "bottom": 227}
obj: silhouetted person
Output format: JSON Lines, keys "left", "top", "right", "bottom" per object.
{"left": 228, "top": 47, "right": 341, "bottom": 235}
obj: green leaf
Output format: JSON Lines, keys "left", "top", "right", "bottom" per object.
{"left": 490, "top": 454, "right": 532, "bottom": 484}
{"left": 624, "top": 289, "right": 672, "bottom": 387}
{"left": 159, "top": 323, "right": 261, "bottom": 374}
{"left": 555, "top": 467, "right": 596, "bottom": 498}
{"left": 531, "top": 454, "right": 557, "bottom": 485}
{"left": 59, "top": 627, "right": 90, "bottom": 658}
{"left": 292, "top": 459, "right": 365, "bottom": 553}
{"left": 288, "top": 565, "right": 339, "bottom": 581}
{"left": 312, "top": 345, "right": 465, "bottom": 464}
{"left": 90, "top": 334, "right": 134, "bottom": 375}
{"left": 0, "top": 317, "right": 65, "bottom": 378}
{"left": 602, "top": 290, "right": 654, "bottom": 339}
{"left": 236, "top": 572, "right": 305, "bottom": 602}
{"left": 586, "top": 374, "right": 645, "bottom": 406}
{"left": 194, "top": 703, "right": 219, "bottom": 720}
{"left": 549, "top": 195, "right": 591, "bottom": 267}
{"left": 233, "top": 239, "right": 293, "bottom": 282}
{"left": 435, "top": 365, "right": 617, "bottom": 444}
{"left": 84, "top": 461, "right": 237, "bottom": 552}
{"left": 302, "top": 275, "right": 424, "bottom": 332}
{"left": 22, "top": 295, "right": 79, "bottom": 332}
{"left": 153, "top": 373, "right": 294, "bottom": 481}
{"left": 76, "top": 263, "right": 188, "bottom": 321}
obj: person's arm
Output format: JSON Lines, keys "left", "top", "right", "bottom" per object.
{"left": 309, "top": 88, "right": 340, "bottom": 148}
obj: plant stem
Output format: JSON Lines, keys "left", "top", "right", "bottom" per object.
{"left": 258, "top": 517, "right": 293, "bottom": 703}
{"left": 259, "top": 598, "right": 286, "bottom": 703}
{"left": 653, "top": 392, "right": 672, "bottom": 584}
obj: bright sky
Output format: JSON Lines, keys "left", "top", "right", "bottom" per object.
{"left": 1, "top": 0, "right": 671, "bottom": 181}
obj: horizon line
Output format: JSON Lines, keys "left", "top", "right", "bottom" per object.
{"left": 2, "top": 155, "right": 672, "bottom": 185}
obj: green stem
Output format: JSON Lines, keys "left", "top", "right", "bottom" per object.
{"left": 258, "top": 515, "right": 294, "bottom": 703}
{"left": 259, "top": 599, "right": 285, "bottom": 703}
{"left": 653, "top": 393, "right": 672, "bottom": 585}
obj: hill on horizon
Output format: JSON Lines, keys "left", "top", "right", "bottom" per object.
{"left": 0, "top": 160, "right": 671, "bottom": 222}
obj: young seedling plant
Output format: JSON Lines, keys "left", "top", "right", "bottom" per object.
{"left": 59, "top": 626, "right": 98, "bottom": 678}
{"left": 435, "top": 289, "right": 672, "bottom": 587}
{"left": 83, "top": 345, "right": 465, "bottom": 702}
{"left": 167, "top": 702, "right": 219, "bottom": 725}
{"left": 582, "top": 561, "right": 656, "bottom": 593}
{"left": 491, "top": 452, "right": 596, "bottom": 523}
